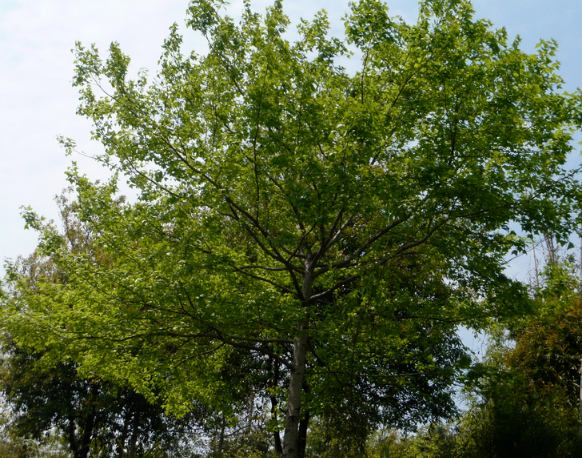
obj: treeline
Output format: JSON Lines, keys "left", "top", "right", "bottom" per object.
{"left": 2, "top": 234, "right": 582, "bottom": 457}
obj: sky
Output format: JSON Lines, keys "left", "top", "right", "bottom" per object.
{"left": 1, "top": 0, "right": 582, "bottom": 354}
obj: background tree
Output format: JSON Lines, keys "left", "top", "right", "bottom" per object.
{"left": 0, "top": 396, "right": 69, "bottom": 458}
{"left": 378, "top": 242, "right": 582, "bottom": 458}
{"left": 0, "top": 331, "right": 211, "bottom": 458}
{"left": 459, "top": 249, "right": 582, "bottom": 458}
{"left": 3, "top": 0, "right": 582, "bottom": 456}
{"left": 0, "top": 195, "right": 210, "bottom": 458}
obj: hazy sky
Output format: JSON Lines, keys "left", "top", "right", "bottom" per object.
{"left": 2, "top": 0, "right": 581, "bottom": 289}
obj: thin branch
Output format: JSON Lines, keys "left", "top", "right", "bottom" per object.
{"left": 221, "top": 334, "right": 293, "bottom": 345}
{"left": 237, "top": 265, "right": 290, "bottom": 272}
{"left": 232, "top": 266, "right": 297, "bottom": 296}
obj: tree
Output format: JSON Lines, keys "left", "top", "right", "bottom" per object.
{"left": 3, "top": 0, "right": 582, "bottom": 456}
{"left": 0, "top": 325, "right": 209, "bottom": 458}
{"left": 440, "top": 246, "right": 582, "bottom": 458}
{"left": 1, "top": 196, "right": 209, "bottom": 458}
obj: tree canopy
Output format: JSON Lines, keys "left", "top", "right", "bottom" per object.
{"left": 3, "top": 0, "right": 582, "bottom": 456}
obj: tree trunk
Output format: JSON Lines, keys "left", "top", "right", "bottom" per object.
{"left": 282, "top": 330, "right": 309, "bottom": 458}
{"left": 77, "top": 383, "right": 99, "bottom": 458}
{"left": 218, "top": 414, "right": 226, "bottom": 457}
{"left": 297, "top": 410, "right": 310, "bottom": 458}
{"left": 270, "top": 358, "right": 283, "bottom": 458}
{"left": 282, "top": 265, "right": 313, "bottom": 458}
{"left": 118, "top": 401, "right": 132, "bottom": 458}
{"left": 68, "top": 415, "right": 79, "bottom": 458}
{"left": 128, "top": 405, "right": 141, "bottom": 458}
{"left": 274, "top": 430, "right": 284, "bottom": 458}
{"left": 78, "top": 409, "right": 96, "bottom": 458}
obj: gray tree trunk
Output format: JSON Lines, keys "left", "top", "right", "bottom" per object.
{"left": 282, "top": 331, "right": 309, "bottom": 458}
{"left": 282, "top": 269, "right": 313, "bottom": 458}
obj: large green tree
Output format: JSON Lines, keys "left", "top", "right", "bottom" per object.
{"left": 3, "top": 0, "right": 582, "bottom": 456}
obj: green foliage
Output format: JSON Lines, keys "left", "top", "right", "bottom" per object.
{"left": 341, "top": 247, "right": 582, "bottom": 458}
{"left": 440, "top": 249, "right": 582, "bottom": 458}
{"left": 0, "top": 335, "right": 207, "bottom": 458}
{"left": 3, "top": 0, "right": 582, "bottom": 454}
